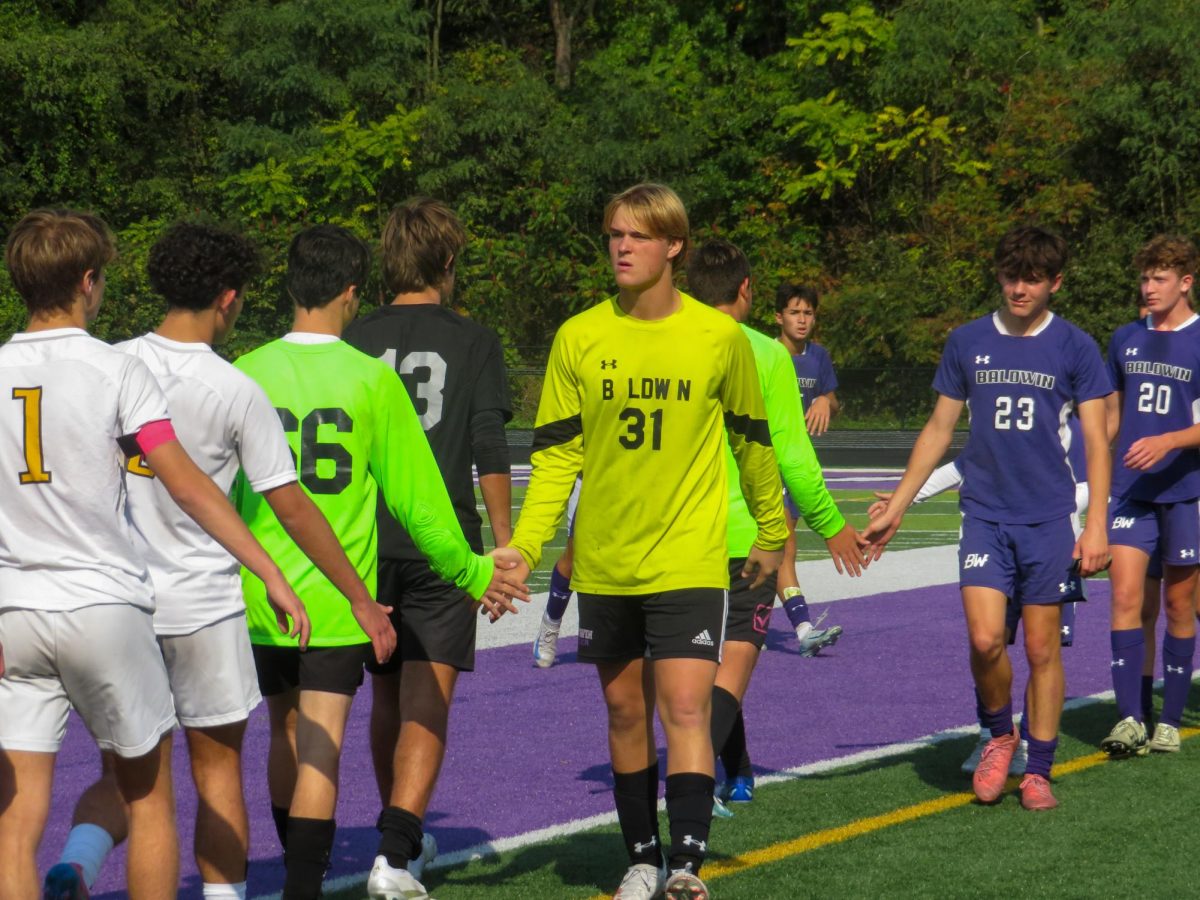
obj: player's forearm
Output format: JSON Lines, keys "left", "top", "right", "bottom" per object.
{"left": 509, "top": 441, "right": 580, "bottom": 569}
{"left": 478, "top": 473, "right": 512, "bottom": 548}
{"left": 147, "top": 440, "right": 287, "bottom": 587}
{"left": 1105, "top": 393, "right": 1121, "bottom": 445}
{"left": 263, "top": 483, "right": 374, "bottom": 607}
{"left": 825, "top": 392, "right": 840, "bottom": 416}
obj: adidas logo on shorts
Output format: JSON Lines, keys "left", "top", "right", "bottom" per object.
{"left": 692, "top": 629, "right": 714, "bottom": 647}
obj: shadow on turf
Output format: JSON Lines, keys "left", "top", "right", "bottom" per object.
{"left": 426, "top": 830, "right": 633, "bottom": 893}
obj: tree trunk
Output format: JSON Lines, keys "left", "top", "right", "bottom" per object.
{"left": 549, "top": 0, "right": 576, "bottom": 90}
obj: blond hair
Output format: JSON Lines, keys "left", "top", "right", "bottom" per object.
{"left": 1134, "top": 234, "right": 1198, "bottom": 279}
{"left": 602, "top": 183, "right": 689, "bottom": 268}
{"left": 6, "top": 209, "right": 116, "bottom": 314}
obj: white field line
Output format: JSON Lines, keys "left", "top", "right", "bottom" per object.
{"left": 279, "top": 683, "right": 1161, "bottom": 899}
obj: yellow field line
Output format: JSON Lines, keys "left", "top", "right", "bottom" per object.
{"left": 586, "top": 726, "right": 1199, "bottom": 898}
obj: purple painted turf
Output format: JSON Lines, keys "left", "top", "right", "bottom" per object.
{"left": 43, "top": 579, "right": 1116, "bottom": 897}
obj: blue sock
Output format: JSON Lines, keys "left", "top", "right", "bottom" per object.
{"left": 783, "top": 594, "right": 811, "bottom": 628}
{"left": 980, "top": 701, "right": 1013, "bottom": 740}
{"left": 1025, "top": 735, "right": 1058, "bottom": 779}
{"left": 1160, "top": 633, "right": 1195, "bottom": 728}
{"left": 1141, "top": 674, "right": 1155, "bottom": 722}
{"left": 545, "top": 566, "right": 572, "bottom": 622}
{"left": 1110, "top": 628, "right": 1146, "bottom": 721}
{"left": 1060, "top": 602, "right": 1075, "bottom": 645}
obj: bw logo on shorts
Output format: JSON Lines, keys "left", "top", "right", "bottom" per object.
{"left": 578, "top": 628, "right": 593, "bottom": 647}
{"left": 1111, "top": 516, "right": 1136, "bottom": 529}
{"left": 692, "top": 629, "right": 715, "bottom": 647}
{"left": 963, "top": 553, "right": 989, "bottom": 569}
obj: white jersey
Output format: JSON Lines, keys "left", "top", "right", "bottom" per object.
{"left": 0, "top": 328, "right": 168, "bottom": 612}
{"left": 117, "top": 333, "right": 297, "bottom": 634}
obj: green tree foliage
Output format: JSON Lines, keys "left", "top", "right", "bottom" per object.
{"left": 2, "top": 0, "right": 1200, "bottom": 408}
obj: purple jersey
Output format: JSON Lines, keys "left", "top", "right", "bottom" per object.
{"left": 933, "top": 312, "right": 1110, "bottom": 524}
{"left": 1108, "top": 315, "right": 1200, "bottom": 502}
{"left": 790, "top": 342, "right": 838, "bottom": 411}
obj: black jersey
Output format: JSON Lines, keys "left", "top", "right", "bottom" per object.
{"left": 345, "top": 304, "right": 511, "bottom": 559}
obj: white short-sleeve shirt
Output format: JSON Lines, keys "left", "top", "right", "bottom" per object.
{"left": 0, "top": 328, "right": 169, "bottom": 612}
{"left": 117, "top": 333, "right": 297, "bottom": 634}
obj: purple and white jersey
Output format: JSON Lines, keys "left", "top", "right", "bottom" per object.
{"left": 933, "top": 311, "right": 1109, "bottom": 524}
{"left": 790, "top": 342, "right": 838, "bottom": 411}
{"left": 1108, "top": 314, "right": 1200, "bottom": 502}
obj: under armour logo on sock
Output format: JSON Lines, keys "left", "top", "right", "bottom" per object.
{"left": 1111, "top": 658, "right": 1125, "bottom": 667}
{"left": 682, "top": 835, "right": 707, "bottom": 853}
{"left": 633, "top": 837, "right": 658, "bottom": 854}
{"left": 1167, "top": 664, "right": 1185, "bottom": 675}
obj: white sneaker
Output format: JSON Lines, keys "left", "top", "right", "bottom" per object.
{"left": 612, "top": 862, "right": 665, "bottom": 899}
{"left": 367, "top": 854, "right": 432, "bottom": 900}
{"left": 408, "top": 832, "right": 437, "bottom": 881}
{"left": 663, "top": 868, "right": 709, "bottom": 899}
{"left": 532, "top": 614, "right": 562, "bottom": 668}
{"left": 962, "top": 731, "right": 1028, "bottom": 774}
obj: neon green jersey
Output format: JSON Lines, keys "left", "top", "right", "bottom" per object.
{"left": 234, "top": 336, "right": 494, "bottom": 646}
{"left": 726, "top": 325, "right": 846, "bottom": 556}
{"left": 509, "top": 294, "right": 788, "bottom": 594}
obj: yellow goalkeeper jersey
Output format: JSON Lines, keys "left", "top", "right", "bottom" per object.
{"left": 509, "top": 292, "right": 788, "bottom": 594}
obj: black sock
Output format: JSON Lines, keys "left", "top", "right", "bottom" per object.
{"left": 665, "top": 772, "right": 715, "bottom": 874}
{"left": 720, "top": 710, "right": 752, "bottom": 779}
{"left": 272, "top": 804, "right": 290, "bottom": 850}
{"left": 613, "top": 765, "right": 662, "bottom": 866}
{"left": 710, "top": 687, "right": 741, "bottom": 777}
{"left": 283, "top": 817, "right": 336, "bottom": 900}
{"left": 377, "top": 805, "right": 423, "bottom": 870}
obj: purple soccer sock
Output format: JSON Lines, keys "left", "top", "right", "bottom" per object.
{"left": 1060, "top": 602, "right": 1076, "bottom": 645}
{"left": 1024, "top": 735, "right": 1058, "bottom": 779}
{"left": 1160, "top": 633, "right": 1195, "bottom": 728}
{"left": 783, "top": 594, "right": 811, "bottom": 628}
{"left": 545, "top": 565, "right": 572, "bottom": 622}
{"left": 980, "top": 700, "right": 1013, "bottom": 740}
{"left": 1110, "top": 628, "right": 1146, "bottom": 721}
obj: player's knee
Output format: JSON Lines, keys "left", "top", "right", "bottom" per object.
{"left": 967, "top": 630, "right": 1004, "bottom": 663}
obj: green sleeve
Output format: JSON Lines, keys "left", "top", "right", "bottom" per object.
{"left": 722, "top": 329, "right": 789, "bottom": 551}
{"left": 509, "top": 328, "right": 582, "bottom": 570}
{"left": 764, "top": 343, "right": 846, "bottom": 539}
{"left": 371, "top": 367, "right": 494, "bottom": 599}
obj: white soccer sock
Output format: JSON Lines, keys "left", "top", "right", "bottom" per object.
{"left": 795, "top": 622, "right": 813, "bottom": 641}
{"left": 60, "top": 823, "right": 114, "bottom": 889}
{"left": 202, "top": 882, "right": 247, "bottom": 900}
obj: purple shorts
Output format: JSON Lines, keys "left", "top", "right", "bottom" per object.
{"left": 1109, "top": 496, "right": 1200, "bottom": 568}
{"left": 959, "top": 515, "right": 1076, "bottom": 605}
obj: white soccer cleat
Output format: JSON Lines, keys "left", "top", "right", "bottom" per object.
{"left": 533, "top": 613, "right": 562, "bottom": 668}
{"left": 663, "top": 868, "right": 709, "bottom": 899}
{"left": 612, "top": 862, "right": 665, "bottom": 899}
{"left": 367, "top": 855, "right": 432, "bottom": 900}
{"left": 960, "top": 732, "right": 989, "bottom": 774}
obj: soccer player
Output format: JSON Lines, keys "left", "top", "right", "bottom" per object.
{"left": 233, "top": 224, "right": 527, "bottom": 899}
{"left": 47, "top": 221, "right": 399, "bottom": 900}
{"left": 686, "top": 239, "right": 866, "bottom": 812}
{"left": 494, "top": 184, "right": 789, "bottom": 900}
{"left": 773, "top": 284, "right": 845, "bottom": 653}
{"left": 864, "top": 226, "right": 1111, "bottom": 811}
{"left": 1102, "top": 235, "right": 1200, "bottom": 757}
{"left": 0, "top": 209, "right": 307, "bottom": 898}
{"left": 341, "top": 198, "right": 513, "bottom": 899}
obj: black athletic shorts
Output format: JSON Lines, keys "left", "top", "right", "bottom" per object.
{"left": 252, "top": 643, "right": 370, "bottom": 697}
{"left": 576, "top": 587, "right": 728, "bottom": 663}
{"left": 365, "top": 557, "right": 477, "bottom": 675}
{"left": 725, "top": 557, "right": 778, "bottom": 650}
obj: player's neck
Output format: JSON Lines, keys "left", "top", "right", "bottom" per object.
{"left": 390, "top": 287, "right": 442, "bottom": 306}
{"left": 713, "top": 302, "right": 744, "bottom": 324}
{"left": 156, "top": 308, "right": 217, "bottom": 346}
{"left": 780, "top": 333, "right": 806, "bottom": 355}
{"left": 25, "top": 305, "right": 87, "bottom": 333}
{"left": 996, "top": 305, "right": 1049, "bottom": 337}
{"left": 1148, "top": 300, "right": 1194, "bottom": 331}
{"left": 291, "top": 305, "right": 346, "bottom": 338}
{"left": 617, "top": 275, "right": 680, "bottom": 321}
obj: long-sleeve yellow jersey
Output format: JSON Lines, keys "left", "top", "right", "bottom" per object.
{"left": 509, "top": 292, "right": 788, "bottom": 594}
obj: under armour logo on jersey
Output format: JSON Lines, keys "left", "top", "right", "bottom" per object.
{"left": 692, "top": 629, "right": 715, "bottom": 647}
{"left": 1111, "top": 658, "right": 1125, "bottom": 667}
{"left": 682, "top": 836, "right": 707, "bottom": 853}
{"left": 1125, "top": 347, "right": 1139, "bottom": 356}
{"left": 1111, "top": 516, "right": 1136, "bottom": 529}
{"left": 1181, "top": 549, "right": 1196, "bottom": 559}
{"left": 963, "top": 553, "right": 989, "bottom": 569}
{"left": 600, "top": 359, "right": 618, "bottom": 369}
{"left": 1168, "top": 664, "right": 1186, "bottom": 675}
{"left": 633, "top": 837, "right": 658, "bottom": 854}
{"left": 975, "top": 355, "right": 990, "bottom": 364}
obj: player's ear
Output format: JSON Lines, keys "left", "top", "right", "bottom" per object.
{"left": 666, "top": 238, "right": 683, "bottom": 261}
{"left": 1049, "top": 273, "right": 1063, "bottom": 294}
{"left": 737, "top": 277, "right": 752, "bottom": 304}
{"left": 216, "top": 288, "right": 238, "bottom": 315}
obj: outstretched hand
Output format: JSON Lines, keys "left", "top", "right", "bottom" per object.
{"left": 861, "top": 507, "right": 903, "bottom": 563}
{"left": 867, "top": 490, "right": 893, "bottom": 520}
{"left": 484, "top": 547, "right": 533, "bottom": 622}
{"left": 824, "top": 522, "right": 868, "bottom": 576}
